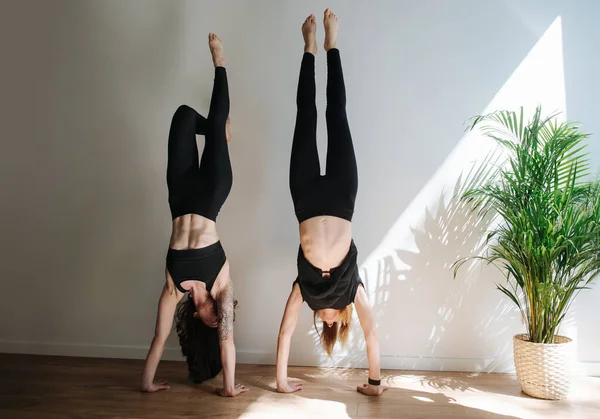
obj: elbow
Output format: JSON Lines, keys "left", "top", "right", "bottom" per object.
{"left": 278, "top": 328, "right": 293, "bottom": 341}
{"left": 153, "top": 332, "right": 169, "bottom": 345}
{"left": 219, "top": 338, "right": 235, "bottom": 357}
{"left": 278, "top": 333, "right": 291, "bottom": 347}
{"left": 220, "top": 336, "right": 235, "bottom": 349}
{"left": 365, "top": 330, "right": 379, "bottom": 344}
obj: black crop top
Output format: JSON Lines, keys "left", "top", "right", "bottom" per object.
{"left": 294, "top": 240, "right": 363, "bottom": 310}
{"left": 166, "top": 241, "right": 226, "bottom": 294}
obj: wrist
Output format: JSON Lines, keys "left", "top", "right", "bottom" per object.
{"left": 368, "top": 378, "right": 381, "bottom": 386}
{"left": 221, "top": 383, "right": 235, "bottom": 394}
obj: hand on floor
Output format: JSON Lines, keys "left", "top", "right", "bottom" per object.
{"left": 141, "top": 380, "right": 170, "bottom": 393}
{"left": 357, "top": 383, "right": 389, "bottom": 396}
{"left": 217, "top": 383, "right": 249, "bottom": 397}
{"left": 276, "top": 381, "right": 304, "bottom": 393}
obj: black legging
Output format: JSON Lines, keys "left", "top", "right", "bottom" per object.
{"left": 167, "top": 67, "right": 232, "bottom": 221}
{"left": 289, "top": 49, "right": 358, "bottom": 223}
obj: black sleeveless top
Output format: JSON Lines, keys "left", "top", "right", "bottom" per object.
{"left": 294, "top": 240, "right": 363, "bottom": 310}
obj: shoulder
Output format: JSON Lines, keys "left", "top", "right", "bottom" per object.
{"left": 292, "top": 281, "right": 302, "bottom": 294}
{"left": 353, "top": 282, "right": 368, "bottom": 305}
{"left": 164, "top": 268, "right": 182, "bottom": 298}
{"left": 212, "top": 260, "right": 232, "bottom": 298}
{"left": 289, "top": 282, "right": 304, "bottom": 304}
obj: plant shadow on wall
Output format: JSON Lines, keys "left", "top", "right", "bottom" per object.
{"left": 389, "top": 154, "right": 518, "bottom": 365}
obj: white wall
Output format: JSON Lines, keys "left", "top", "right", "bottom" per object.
{"left": 0, "top": 0, "right": 598, "bottom": 374}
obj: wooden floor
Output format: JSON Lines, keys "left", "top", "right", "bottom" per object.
{"left": 0, "top": 354, "right": 598, "bottom": 419}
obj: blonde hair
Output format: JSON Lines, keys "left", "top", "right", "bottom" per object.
{"left": 313, "top": 305, "right": 353, "bottom": 356}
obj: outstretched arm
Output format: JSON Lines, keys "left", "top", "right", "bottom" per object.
{"left": 276, "top": 283, "right": 304, "bottom": 393}
{"left": 141, "top": 272, "right": 181, "bottom": 392}
{"left": 354, "top": 286, "right": 388, "bottom": 396}
{"left": 215, "top": 278, "right": 248, "bottom": 397}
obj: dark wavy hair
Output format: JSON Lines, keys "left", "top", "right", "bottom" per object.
{"left": 174, "top": 294, "right": 237, "bottom": 383}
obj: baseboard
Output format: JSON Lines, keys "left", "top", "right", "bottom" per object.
{"left": 0, "top": 340, "right": 184, "bottom": 361}
{"left": 1, "top": 340, "right": 598, "bottom": 376}
{"left": 236, "top": 351, "right": 513, "bottom": 373}
{"left": 577, "top": 360, "right": 600, "bottom": 376}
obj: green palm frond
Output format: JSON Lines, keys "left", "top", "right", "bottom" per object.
{"left": 452, "top": 106, "right": 600, "bottom": 343}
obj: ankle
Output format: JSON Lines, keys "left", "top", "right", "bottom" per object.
{"left": 304, "top": 45, "right": 317, "bottom": 55}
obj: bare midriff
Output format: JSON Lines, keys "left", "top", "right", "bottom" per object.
{"left": 169, "top": 214, "right": 220, "bottom": 250}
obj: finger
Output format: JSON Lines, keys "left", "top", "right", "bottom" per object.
{"left": 158, "top": 385, "right": 170, "bottom": 391}
{"left": 240, "top": 387, "right": 250, "bottom": 393}
{"left": 357, "top": 386, "right": 365, "bottom": 394}
{"left": 157, "top": 381, "right": 169, "bottom": 386}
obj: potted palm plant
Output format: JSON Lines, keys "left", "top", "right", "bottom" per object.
{"left": 453, "top": 106, "right": 600, "bottom": 400}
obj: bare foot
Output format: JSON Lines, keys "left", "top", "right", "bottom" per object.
{"left": 302, "top": 14, "right": 317, "bottom": 55}
{"left": 323, "top": 9, "right": 338, "bottom": 51}
{"left": 208, "top": 33, "right": 225, "bottom": 67}
{"left": 226, "top": 117, "right": 232, "bottom": 143}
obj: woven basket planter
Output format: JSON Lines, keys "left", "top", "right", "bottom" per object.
{"left": 513, "top": 334, "right": 574, "bottom": 400}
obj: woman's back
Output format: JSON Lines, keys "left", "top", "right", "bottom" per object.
{"left": 299, "top": 215, "right": 352, "bottom": 274}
